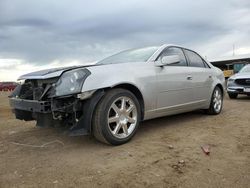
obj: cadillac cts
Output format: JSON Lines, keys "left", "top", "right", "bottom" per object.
{"left": 9, "top": 44, "right": 226, "bottom": 145}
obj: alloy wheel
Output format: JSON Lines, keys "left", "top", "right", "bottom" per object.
{"left": 107, "top": 96, "right": 138, "bottom": 139}
{"left": 213, "top": 89, "right": 222, "bottom": 113}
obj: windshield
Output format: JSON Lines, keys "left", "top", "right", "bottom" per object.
{"left": 239, "top": 65, "right": 250, "bottom": 73}
{"left": 97, "top": 46, "right": 159, "bottom": 65}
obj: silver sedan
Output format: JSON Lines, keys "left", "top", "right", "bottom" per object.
{"left": 9, "top": 44, "right": 226, "bottom": 145}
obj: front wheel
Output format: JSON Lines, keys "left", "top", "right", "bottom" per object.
{"left": 93, "top": 88, "right": 141, "bottom": 145}
{"left": 206, "top": 86, "right": 223, "bottom": 115}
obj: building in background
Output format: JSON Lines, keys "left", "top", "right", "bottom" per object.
{"left": 210, "top": 54, "right": 250, "bottom": 78}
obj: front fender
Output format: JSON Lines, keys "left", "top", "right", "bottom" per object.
{"left": 81, "top": 62, "right": 157, "bottom": 114}
{"left": 81, "top": 65, "right": 140, "bottom": 92}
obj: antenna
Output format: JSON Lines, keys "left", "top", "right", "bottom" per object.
{"left": 233, "top": 44, "right": 235, "bottom": 56}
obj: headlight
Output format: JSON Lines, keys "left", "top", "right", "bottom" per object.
{"left": 54, "top": 69, "right": 90, "bottom": 96}
{"left": 228, "top": 78, "right": 235, "bottom": 82}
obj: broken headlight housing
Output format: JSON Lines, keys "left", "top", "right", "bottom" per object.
{"left": 54, "top": 69, "right": 91, "bottom": 96}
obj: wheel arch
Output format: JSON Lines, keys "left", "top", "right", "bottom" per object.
{"left": 215, "top": 83, "right": 224, "bottom": 96}
{"left": 111, "top": 83, "right": 145, "bottom": 120}
{"left": 86, "top": 83, "right": 145, "bottom": 135}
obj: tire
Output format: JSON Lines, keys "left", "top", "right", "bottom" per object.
{"left": 228, "top": 93, "right": 238, "bottom": 99}
{"left": 206, "top": 86, "right": 223, "bottom": 115}
{"left": 92, "top": 88, "right": 141, "bottom": 145}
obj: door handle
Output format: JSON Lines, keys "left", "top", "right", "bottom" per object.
{"left": 209, "top": 75, "right": 212, "bottom": 78}
{"left": 187, "top": 76, "right": 193, "bottom": 80}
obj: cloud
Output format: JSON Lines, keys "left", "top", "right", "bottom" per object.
{"left": 0, "top": 0, "right": 250, "bottom": 81}
{"left": 0, "top": 58, "right": 86, "bottom": 81}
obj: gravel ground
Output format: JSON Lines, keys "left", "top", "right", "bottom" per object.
{"left": 0, "top": 91, "right": 249, "bottom": 188}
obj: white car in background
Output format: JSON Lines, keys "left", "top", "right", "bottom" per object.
{"left": 227, "top": 64, "right": 250, "bottom": 98}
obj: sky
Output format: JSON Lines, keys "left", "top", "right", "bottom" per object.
{"left": 0, "top": 0, "right": 250, "bottom": 81}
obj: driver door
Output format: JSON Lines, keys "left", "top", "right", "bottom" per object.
{"left": 155, "top": 47, "right": 194, "bottom": 114}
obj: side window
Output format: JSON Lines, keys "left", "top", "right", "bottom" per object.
{"left": 203, "top": 60, "right": 210, "bottom": 68}
{"left": 184, "top": 50, "right": 206, "bottom": 68}
{"left": 157, "top": 47, "right": 188, "bottom": 66}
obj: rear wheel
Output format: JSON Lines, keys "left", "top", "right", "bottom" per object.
{"left": 228, "top": 93, "right": 238, "bottom": 99}
{"left": 93, "top": 88, "right": 141, "bottom": 145}
{"left": 206, "top": 86, "right": 223, "bottom": 115}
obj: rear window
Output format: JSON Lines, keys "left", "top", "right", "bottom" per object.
{"left": 184, "top": 50, "right": 206, "bottom": 68}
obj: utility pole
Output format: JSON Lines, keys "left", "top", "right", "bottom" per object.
{"left": 233, "top": 44, "right": 235, "bottom": 56}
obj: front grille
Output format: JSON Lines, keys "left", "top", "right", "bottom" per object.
{"left": 235, "top": 79, "right": 250, "bottom": 86}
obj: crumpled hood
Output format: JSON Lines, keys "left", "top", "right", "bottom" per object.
{"left": 18, "top": 64, "right": 98, "bottom": 80}
{"left": 230, "top": 72, "right": 250, "bottom": 80}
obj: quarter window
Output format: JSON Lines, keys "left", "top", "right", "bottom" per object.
{"left": 157, "top": 47, "right": 188, "bottom": 66}
{"left": 184, "top": 50, "right": 206, "bottom": 68}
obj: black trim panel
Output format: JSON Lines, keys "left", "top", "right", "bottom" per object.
{"left": 9, "top": 98, "right": 51, "bottom": 113}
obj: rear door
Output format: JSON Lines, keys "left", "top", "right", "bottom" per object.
{"left": 155, "top": 47, "right": 194, "bottom": 113}
{"left": 183, "top": 49, "right": 213, "bottom": 103}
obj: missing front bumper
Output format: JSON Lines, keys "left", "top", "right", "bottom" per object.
{"left": 8, "top": 90, "right": 105, "bottom": 136}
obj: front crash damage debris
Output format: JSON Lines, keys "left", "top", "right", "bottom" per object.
{"left": 9, "top": 77, "right": 105, "bottom": 136}
{"left": 68, "top": 90, "right": 105, "bottom": 136}
{"left": 9, "top": 98, "right": 51, "bottom": 113}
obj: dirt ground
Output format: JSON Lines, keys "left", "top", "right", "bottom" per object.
{"left": 0, "top": 92, "right": 249, "bottom": 188}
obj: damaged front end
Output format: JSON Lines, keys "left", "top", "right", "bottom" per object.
{"left": 9, "top": 68, "right": 104, "bottom": 136}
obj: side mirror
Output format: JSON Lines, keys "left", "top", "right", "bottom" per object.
{"left": 155, "top": 55, "right": 180, "bottom": 67}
